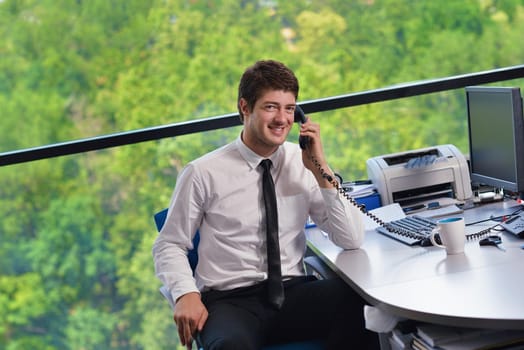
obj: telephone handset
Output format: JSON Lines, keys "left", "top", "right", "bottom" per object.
{"left": 294, "top": 105, "right": 310, "bottom": 150}
{"left": 293, "top": 107, "right": 389, "bottom": 230}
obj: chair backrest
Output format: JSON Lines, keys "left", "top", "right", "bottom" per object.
{"left": 154, "top": 208, "right": 200, "bottom": 272}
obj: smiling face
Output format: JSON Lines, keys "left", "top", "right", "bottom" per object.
{"left": 240, "top": 89, "right": 296, "bottom": 157}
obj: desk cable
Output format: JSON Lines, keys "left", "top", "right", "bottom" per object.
{"left": 465, "top": 206, "right": 524, "bottom": 238}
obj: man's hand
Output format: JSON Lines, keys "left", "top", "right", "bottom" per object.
{"left": 173, "top": 292, "right": 208, "bottom": 349}
{"left": 299, "top": 118, "right": 333, "bottom": 188}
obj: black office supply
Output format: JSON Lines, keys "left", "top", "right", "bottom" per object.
{"left": 479, "top": 235, "right": 502, "bottom": 246}
{"left": 479, "top": 235, "right": 506, "bottom": 251}
{"left": 403, "top": 204, "right": 426, "bottom": 214}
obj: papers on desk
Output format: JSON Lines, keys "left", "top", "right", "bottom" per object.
{"left": 363, "top": 203, "right": 405, "bottom": 230}
{"left": 345, "top": 183, "right": 377, "bottom": 198}
{"left": 415, "top": 324, "right": 488, "bottom": 347}
{"left": 439, "top": 331, "right": 524, "bottom": 350}
{"left": 388, "top": 322, "right": 524, "bottom": 350}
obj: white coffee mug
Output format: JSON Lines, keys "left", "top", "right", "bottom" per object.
{"left": 429, "top": 217, "right": 466, "bottom": 255}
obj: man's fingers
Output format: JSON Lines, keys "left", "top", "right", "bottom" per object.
{"left": 197, "top": 309, "right": 208, "bottom": 331}
{"left": 176, "top": 319, "right": 194, "bottom": 346}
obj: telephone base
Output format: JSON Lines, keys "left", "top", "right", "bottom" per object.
{"left": 500, "top": 214, "right": 524, "bottom": 238}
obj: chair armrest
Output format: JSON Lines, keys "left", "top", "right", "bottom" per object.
{"left": 304, "top": 255, "right": 337, "bottom": 280}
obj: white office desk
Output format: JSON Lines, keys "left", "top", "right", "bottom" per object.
{"left": 306, "top": 200, "right": 524, "bottom": 330}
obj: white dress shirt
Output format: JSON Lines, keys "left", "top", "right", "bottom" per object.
{"left": 153, "top": 136, "right": 364, "bottom": 302}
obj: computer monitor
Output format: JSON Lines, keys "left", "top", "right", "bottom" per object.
{"left": 466, "top": 86, "right": 524, "bottom": 199}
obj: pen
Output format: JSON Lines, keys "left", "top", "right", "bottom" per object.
{"left": 344, "top": 180, "right": 372, "bottom": 186}
{"left": 403, "top": 204, "right": 425, "bottom": 213}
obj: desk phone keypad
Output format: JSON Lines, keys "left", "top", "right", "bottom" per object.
{"left": 376, "top": 215, "right": 436, "bottom": 246}
{"left": 500, "top": 214, "right": 524, "bottom": 237}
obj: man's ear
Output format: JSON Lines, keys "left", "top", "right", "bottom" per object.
{"left": 239, "top": 98, "right": 250, "bottom": 119}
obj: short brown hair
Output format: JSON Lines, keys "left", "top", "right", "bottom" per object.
{"left": 237, "top": 60, "right": 299, "bottom": 122}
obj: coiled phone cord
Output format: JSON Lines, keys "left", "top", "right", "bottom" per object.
{"left": 309, "top": 154, "right": 493, "bottom": 241}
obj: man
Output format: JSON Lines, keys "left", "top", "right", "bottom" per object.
{"left": 153, "top": 60, "right": 378, "bottom": 349}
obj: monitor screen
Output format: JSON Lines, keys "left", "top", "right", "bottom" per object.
{"left": 466, "top": 86, "right": 524, "bottom": 196}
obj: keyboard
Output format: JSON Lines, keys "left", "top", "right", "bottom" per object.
{"left": 376, "top": 215, "right": 437, "bottom": 246}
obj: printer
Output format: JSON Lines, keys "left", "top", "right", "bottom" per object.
{"left": 366, "top": 144, "right": 473, "bottom": 206}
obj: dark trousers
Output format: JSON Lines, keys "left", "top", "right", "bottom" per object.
{"left": 199, "top": 276, "right": 379, "bottom": 350}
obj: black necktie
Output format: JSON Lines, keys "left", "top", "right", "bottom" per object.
{"left": 260, "top": 159, "right": 284, "bottom": 309}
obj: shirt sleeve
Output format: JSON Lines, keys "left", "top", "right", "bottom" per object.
{"left": 311, "top": 187, "right": 365, "bottom": 249}
{"left": 152, "top": 163, "right": 203, "bottom": 303}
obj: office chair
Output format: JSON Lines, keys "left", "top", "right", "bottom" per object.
{"left": 154, "top": 208, "right": 328, "bottom": 350}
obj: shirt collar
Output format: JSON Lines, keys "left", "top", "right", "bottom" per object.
{"left": 235, "top": 135, "right": 283, "bottom": 171}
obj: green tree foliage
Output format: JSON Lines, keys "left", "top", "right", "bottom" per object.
{"left": 2, "top": 0, "right": 524, "bottom": 348}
